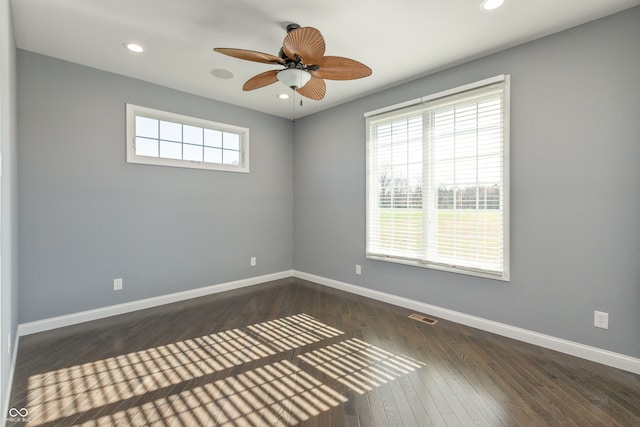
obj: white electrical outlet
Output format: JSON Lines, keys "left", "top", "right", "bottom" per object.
{"left": 594, "top": 311, "right": 609, "bottom": 329}
{"left": 355, "top": 264, "right": 362, "bottom": 275}
{"left": 250, "top": 257, "right": 257, "bottom": 266}
{"left": 113, "top": 278, "right": 123, "bottom": 291}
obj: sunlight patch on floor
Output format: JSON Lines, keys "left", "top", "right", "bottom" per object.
{"left": 298, "top": 338, "right": 425, "bottom": 394}
{"left": 83, "top": 360, "right": 347, "bottom": 426}
{"left": 24, "top": 313, "right": 344, "bottom": 425}
{"left": 22, "top": 314, "right": 425, "bottom": 425}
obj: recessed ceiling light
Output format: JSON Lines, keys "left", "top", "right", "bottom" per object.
{"left": 278, "top": 93, "right": 290, "bottom": 100}
{"left": 481, "top": 0, "right": 504, "bottom": 10}
{"left": 124, "top": 42, "right": 144, "bottom": 53}
{"left": 211, "top": 69, "right": 234, "bottom": 79}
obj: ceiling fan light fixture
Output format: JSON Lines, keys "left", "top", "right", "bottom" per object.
{"left": 277, "top": 68, "right": 311, "bottom": 90}
{"left": 481, "top": 0, "right": 504, "bottom": 10}
{"left": 278, "top": 93, "right": 290, "bottom": 100}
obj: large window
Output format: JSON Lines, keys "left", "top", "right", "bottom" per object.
{"left": 366, "top": 75, "right": 509, "bottom": 280}
{"left": 126, "top": 104, "right": 249, "bottom": 173}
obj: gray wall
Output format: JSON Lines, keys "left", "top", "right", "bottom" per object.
{"left": 18, "top": 51, "right": 294, "bottom": 322}
{"left": 293, "top": 8, "right": 640, "bottom": 358}
{"left": 1, "top": 0, "right": 19, "bottom": 414}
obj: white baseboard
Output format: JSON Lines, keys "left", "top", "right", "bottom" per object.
{"left": 15, "top": 269, "right": 640, "bottom": 375}
{"left": 17, "top": 270, "right": 294, "bottom": 337}
{"left": 293, "top": 270, "right": 640, "bottom": 375}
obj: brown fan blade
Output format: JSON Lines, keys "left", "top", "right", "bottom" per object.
{"left": 282, "top": 27, "right": 325, "bottom": 64}
{"left": 243, "top": 70, "right": 279, "bottom": 91}
{"left": 310, "top": 56, "right": 372, "bottom": 80}
{"left": 214, "top": 48, "right": 285, "bottom": 65}
{"left": 296, "top": 76, "right": 326, "bottom": 100}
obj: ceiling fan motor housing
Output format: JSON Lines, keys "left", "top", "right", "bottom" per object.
{"left": 286, "top": 23, "right": 301, "bottom": 33}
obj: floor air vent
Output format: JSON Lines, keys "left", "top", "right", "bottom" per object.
{"left": 409, "top": 313, "right": 438, "bottom": 325}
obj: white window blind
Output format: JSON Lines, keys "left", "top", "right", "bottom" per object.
{"left": 366, "top": 76, "right": 509, "bottom": 280}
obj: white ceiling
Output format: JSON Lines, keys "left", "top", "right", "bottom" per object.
{"left": 10, "top": 0, "right": 640, "bottom": 119}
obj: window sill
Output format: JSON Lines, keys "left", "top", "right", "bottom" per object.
{"left": 366, "top": 254, "right": 510, "bottom": 282}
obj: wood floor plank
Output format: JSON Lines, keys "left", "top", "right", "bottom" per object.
{"left": 7, "top": 278, "right": 640, "bottom": 426}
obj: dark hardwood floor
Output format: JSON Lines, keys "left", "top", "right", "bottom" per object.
{"left": 7, "top": 278, "right": 640, "bottom": 426}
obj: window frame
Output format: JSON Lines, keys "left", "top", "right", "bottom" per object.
{"left": 365, "top": 75, "right": 510, "bottom": 281}
{"left": 126, "top": 104, "right": 250, "bottom": 173}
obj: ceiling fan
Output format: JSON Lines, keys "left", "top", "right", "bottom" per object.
{"left": 214, "top": 23, "right": 372, "bottom": 100}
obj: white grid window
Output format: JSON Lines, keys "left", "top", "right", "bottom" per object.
{"left": 366, "top": 76, "right": 510, "bottom": 280}
{"left": 126, "top": 104, "right": 249, "bottom": 173}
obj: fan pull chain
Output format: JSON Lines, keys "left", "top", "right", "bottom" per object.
{"left": 292, "top": 89, "right": 296, "bottom": 122}
{"left": 291, "top": 90, "right": 305, "bottom": 123}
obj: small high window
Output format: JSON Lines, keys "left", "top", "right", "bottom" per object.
{"left": 126, "top": 104, "right": 249, "bottom": 173}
